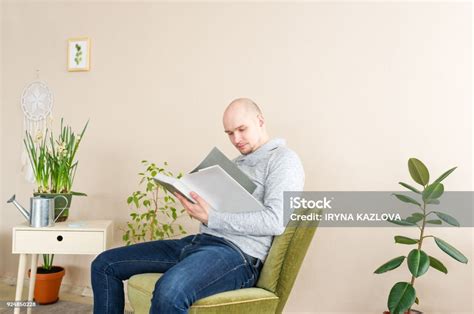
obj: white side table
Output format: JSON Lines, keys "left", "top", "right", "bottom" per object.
{"left": 11, "top": 220, "right": 113, "bottom": 314}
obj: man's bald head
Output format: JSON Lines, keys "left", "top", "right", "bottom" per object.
{"left": 224, "top": 98, "right": 262, "bottom": 118}
{"left": 223, "top": 98, "right": 269, "bottom": 155}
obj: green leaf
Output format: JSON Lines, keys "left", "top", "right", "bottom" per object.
{"left": 408, "top": 158, "right": 430, "bottom": 186}
{"left": 422, "top": 183, "right": 444, "bottom": 201}
{"left": 411, "top": 213, "right": 424, "bottom": 220}
{"left": 374, "top": 256, "right": 405, "bottom": 274}
{"left": 393, "top": 193, "right": 421, "bottom": 207}
{"left": 127, "top": 196, "right": 133, "bottom": 204}
{"left": 399, "top": 182, "right": 421, "bottom": 194}
{"left": 429, "top": 256, "right": 448, "bottom": 274}
{"left": 433, "top": 211, "right": 460, "bottom": 227}
{"left": 394, "top": 236, "right": 419, "bottom": 245}
{"left": 434, "top": 237, "right": 468, "bottom": 263}
{"left": 406, "top": 213, "right": 424, "bottom": 224}
{"left": 426, "top": 199, "right": 440, "bottom": 205}
{"left": 124, "top": 232, "right": 130, "bottom": 241}
{"left": 71, "top": 191, "right": 87, "bottom": 196}
{"left": 388, "top": 282, "right": 416, "bottom": 314}
{"left": 415, "top": 297, "right": 419, "bottom": 305}
{"left": 407, "top": 249, "right": 430, "bottom": 277}
{"left": 387, "top": 219, "right": 416, "bottom": 226}
{"left": 433, "top": 167, "right": 457, "bottom": 184}
{"left": 426, "top": 219, "right": 442, "bottom": 225}
{"left": 405, "top": 217, "right": 420, "bottom": 224}
{"left": 133, "top": 196, "right": 139, "bottom": 208}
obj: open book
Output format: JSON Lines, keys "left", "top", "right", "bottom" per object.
{"left": 153, "top": 147, "right": 265, "bottom": 213}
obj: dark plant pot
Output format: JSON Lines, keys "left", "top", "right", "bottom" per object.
{"left": 28, "top": 266, "right": 65, "bottom": 304}
{"left": 33, "top": 193, "right": 72, "bottom": 222}
{"left": 383, "top": 310, "right": 422, "bottom": 314}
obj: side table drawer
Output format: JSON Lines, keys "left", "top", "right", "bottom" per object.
{"left": 13, "top": 230, "right": 105, "bottom": 254}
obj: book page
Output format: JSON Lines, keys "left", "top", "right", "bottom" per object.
{"left": 153, "top": 174, "right": 196, "bottom": 204}
{"left": 190, "top": 147, "right": 256, "bottom": 194}
{"left": 182, "top": 165, "right": 264, "bottom": 213}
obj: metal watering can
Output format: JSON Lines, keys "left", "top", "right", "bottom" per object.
{"left": 7, "top": 194, "right": 68, "bottom": 227}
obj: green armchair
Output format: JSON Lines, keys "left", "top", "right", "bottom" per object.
{"left": 127, "top": 208, "right": 319, "bottom": 313}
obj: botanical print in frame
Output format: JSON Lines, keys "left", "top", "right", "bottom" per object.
{"left": 68, "top": 37, "right": 90, "bottom": 71}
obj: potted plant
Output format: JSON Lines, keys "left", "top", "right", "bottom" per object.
{"left": 122, "top": 160, "right": 188, "bottom": 244}
{"left": 374, "top": 158, "right": 468, "bottom": 314}
{"left": 23, "top": 118, "right": 88, "bottom": 304}
{"left": 28, "top": 255, "right": 65, "bottom": 304}
{"left": 24, "top": 118, "right": 89, "bottom": 222}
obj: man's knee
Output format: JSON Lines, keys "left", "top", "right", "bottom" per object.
{"left": 91, "top": 250, "right": 115, "bottom": 275}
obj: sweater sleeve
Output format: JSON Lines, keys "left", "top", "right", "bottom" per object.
{"left": 206, "top": 149, "right": 305, "bottom": 236}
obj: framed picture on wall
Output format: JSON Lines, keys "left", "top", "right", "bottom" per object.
{"left": 67, "top": 37, "right": 90, "bottom": 71}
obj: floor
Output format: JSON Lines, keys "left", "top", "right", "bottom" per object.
{"left": 0, "top": 281, "right": 134, "bottom": 313}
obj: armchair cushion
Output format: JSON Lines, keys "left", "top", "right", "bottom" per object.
{"left": 128, "top": 273, "right": 279, "bottom": 314}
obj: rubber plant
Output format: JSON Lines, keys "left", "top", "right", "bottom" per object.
{"left": 374, "top": 158, "right": 468, "bottom": 314}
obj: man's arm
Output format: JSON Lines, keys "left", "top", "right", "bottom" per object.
{"left": 207, "top": 149, "right": 304, "bottom": 236}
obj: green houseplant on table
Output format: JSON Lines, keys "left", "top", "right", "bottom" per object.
{"left": 24, "top": 118, "right": 89, "bottom": 222}
{"left": 374, "top": 158, "right": 468, "bottom": 314}
{"left": 23, "top": 118, "right": 89, "bottom": 304}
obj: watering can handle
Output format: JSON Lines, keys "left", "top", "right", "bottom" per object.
{"left": 53, "top": 195, "right": 69, "bottom": 223}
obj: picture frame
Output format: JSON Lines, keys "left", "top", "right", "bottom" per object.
{"left": 67, "top": 37, "right": 90, "bottom": 72}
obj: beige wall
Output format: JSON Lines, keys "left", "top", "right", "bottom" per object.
{"left": 0, "top": 0, "right": 3, "bottom": 280}
{"left": 0, "top": 1, "right": 4, "bottom": 280}
{"left": 1, "top": 1, "right": 472, "bottom": 313}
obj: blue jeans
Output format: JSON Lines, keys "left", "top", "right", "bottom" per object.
{"left": 91, "top": 233, "right": 263, "bottom": 314}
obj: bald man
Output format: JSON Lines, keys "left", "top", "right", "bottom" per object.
{"left": 91, "top": 98, "right": 304, "bottom": 314}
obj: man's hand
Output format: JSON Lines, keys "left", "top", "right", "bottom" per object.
{"left": 174, "top": 191, "right": 210, "bottom": 225}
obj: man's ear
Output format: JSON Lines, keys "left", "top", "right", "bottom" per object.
{"left": 258, "top": 115, "right": 264, "bottom": 127}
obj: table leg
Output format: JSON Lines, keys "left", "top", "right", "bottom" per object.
{"left": 14, "top": 253, "right": 27, "bottom": 314}
{"left": 27, "top": 254, "right": 38, "bottom": 314}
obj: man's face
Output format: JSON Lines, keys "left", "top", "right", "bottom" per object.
{"left": 223, "top": 108, "right": 264, "bottom": 155}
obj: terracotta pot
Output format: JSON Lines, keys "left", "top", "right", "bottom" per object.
{"left": 28, "top": 266, "right": 65, "bottom": 304}
{"left": 383, "top": 310, "right": 422, "bottom": 314}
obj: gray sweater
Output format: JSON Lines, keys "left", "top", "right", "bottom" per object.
{"left": 200, "top": 138, "right": 305, "bottom": 262}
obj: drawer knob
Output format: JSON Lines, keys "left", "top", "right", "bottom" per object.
{"left": 57, "top": 235, "right": 63, "bottom": 242}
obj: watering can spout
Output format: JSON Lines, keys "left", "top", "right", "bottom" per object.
{"left": 7, "top": 194, "right": 30, "bottom": 221}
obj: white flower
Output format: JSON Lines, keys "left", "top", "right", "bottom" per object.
{"left": 56, "top": 141, "right": 67, "bottom": 156}
{"left": 34, "top": 131, "right": 43, "bottom": 144}
{"left": 47, "top": 115, "right": 54, "bottom": 128}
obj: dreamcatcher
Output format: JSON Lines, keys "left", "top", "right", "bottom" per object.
{"left": 20, "top": 70, "right": 54, "bottom": 182}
